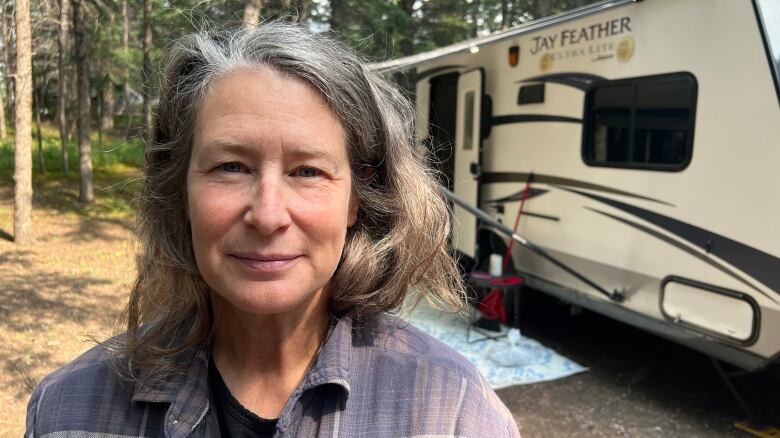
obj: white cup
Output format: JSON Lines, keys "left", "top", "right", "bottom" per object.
{"left": 489, "top": 253, "right": 503, "bottom": 277}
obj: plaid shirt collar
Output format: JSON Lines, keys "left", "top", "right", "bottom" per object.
{"left": 129, "top": 316, "right": 354, "bottom": 437}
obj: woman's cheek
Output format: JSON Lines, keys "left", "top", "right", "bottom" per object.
{"left": 292, "top": 183, "right": 344, "bottom": 208}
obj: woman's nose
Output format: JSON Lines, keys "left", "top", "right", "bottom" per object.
{"left": 243, "top": 178, "right": 292, "bottom": 235}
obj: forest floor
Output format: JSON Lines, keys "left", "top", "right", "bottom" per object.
{"left": 0, "top": 164, "right": 140, "bottom": 437}
{"left": 1, "top": 137, "right": 778, "bottom": 436}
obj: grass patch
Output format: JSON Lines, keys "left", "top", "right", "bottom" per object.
{"left": 0, "top": 123, "right": 144, "bottom": 178}
{"left": 0, "top": 123, "right": 145, "bottom": 220}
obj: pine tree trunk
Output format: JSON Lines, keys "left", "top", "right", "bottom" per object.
{"left": 69, "top": 63, "right": 77, "bottom": 138}
{"left": 501, "top": 0, "right": 510, "bottom": 29}
{"left": 279, "top": 0, "right": 307, "bottom": 22}
{"left": 13, "top": 0, "right": 33, "bottom": 245}
{"left": 0, "top": 5, "right": 7, "bottom": 141}
{"left": 122, "top": 0, "right": 133, "bottom": 140}
{"left": 399, "top": 0, "right": 414, "bottom": 56}
{"left": 0, "top": 4, "right": 6, "bottom": 109}
{"left": 329, "top": 0, "right": 344, "bottom": 33}
{"left": 4, "top": 6, "right": 15, "bottom": 124}
{"left": 534, "top": 0, "right": 550, "bottom": 19}
{"left": 293, "top": 0, "right": 308, "bottom": 22}
{"left": 33, "top": 72, "right": 44, "bottom": 173}
{"left": 101, "top": 79, "right": 114, "bottom": 131}
{"left": 58, "top": 0, "right": 70, "bottom": 174}
{"left": 142, "top": 0, "right": 152, "bottom": 143}
{"left": 124, "top": 82, "right": 133, "bottom": 139}
{"left": 0, "top": 81, "right": 6, "bottom": 140}
{"left": 97, "top": 85, "right": 103, "bottom": 149}
{"left": 470, "top": 0, "right": 480, "bottom": 38}
{"left": 73, "top": 0, "right": 93, "bottom": 203}
{"left": 243, "top": 0, "right": 263, "bottom": 28}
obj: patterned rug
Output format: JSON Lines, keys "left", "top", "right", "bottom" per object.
{"left": 401, "top": 301, "right": 587, "bottom": 389}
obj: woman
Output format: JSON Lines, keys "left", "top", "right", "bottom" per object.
{"left": 26, "top": 23, "right": 520, "bottom": 437}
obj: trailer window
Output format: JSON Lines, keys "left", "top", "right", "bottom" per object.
{"left": 583, "top": 73, "right": 697, "bottom": 171}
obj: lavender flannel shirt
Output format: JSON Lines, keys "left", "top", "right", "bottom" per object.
{"left": 26, "top": 313, "right": 521, "bottom": 437}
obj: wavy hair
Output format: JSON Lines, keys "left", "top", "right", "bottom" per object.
{"left": 120, "top": 22, "right": 465, "bottom": 381}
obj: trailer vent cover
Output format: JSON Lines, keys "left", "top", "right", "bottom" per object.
{"left": 518, "top": 83, "right": 545, "bottom": 105}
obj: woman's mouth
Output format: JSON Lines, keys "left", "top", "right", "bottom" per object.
{"left": 228, "top": 252, "right": 301, "bottom": 273}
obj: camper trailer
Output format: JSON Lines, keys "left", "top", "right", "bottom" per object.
{"left": 373, "top": 0, "right": 780, "bottom": 371}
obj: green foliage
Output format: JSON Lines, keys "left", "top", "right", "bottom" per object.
{"left": 25, "top": 0, "right": 604, "bottom": 131}
{"left": 415, "top": 0, "right": 473, "bottom": 53}
{"left": 322, "top": 0, "right": 602, "bottom": 61}
{"left": 0, "top": 124, "right": 145, "bottom": 180}
{"left": 311, "top": 0, "right": 413, "bottom": 60}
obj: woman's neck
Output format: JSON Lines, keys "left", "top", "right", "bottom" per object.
{"left": 210, "top": 292, "right": 331, "bottom": 419}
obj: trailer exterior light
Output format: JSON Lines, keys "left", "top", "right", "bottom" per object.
{"left": 469, "top": 46, "right": 480, "bottom": 54}
{"left": 508, "top": 45, "right": 520, "bottom": 67}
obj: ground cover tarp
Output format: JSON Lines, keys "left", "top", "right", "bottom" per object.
{"left": 404, "top": 301, "right": 587, "bottom": 389}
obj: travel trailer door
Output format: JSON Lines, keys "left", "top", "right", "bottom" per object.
{"left": 452, "top": 68, "right": 483, "bottom": 259}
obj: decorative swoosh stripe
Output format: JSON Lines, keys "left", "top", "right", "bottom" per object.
{"left": 480, "top": 172, "right": 674, "bottom": 206}
{"left": 485, "top": 190, "right": 559, "bottom": 221}
{"left": 565, "top": 188, "right": 780, "bottom": 299}
{"left": 492, "top": 114, "right": 582, "bottom": 125}
{"left": 518, "top": 72, "right": 607, "bottom": 91}
{"left": 485, "top": 188, "right": 549, "bottom": 203}
{"left": 518, "top": 211, "right": 560, "bottom": 222}
{"left": 586, "top": 207, "right": 770, "bottom": 301}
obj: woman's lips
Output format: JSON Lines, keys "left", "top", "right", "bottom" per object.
{"left": 228, "top": 253, "right": 300, "bottom": 273}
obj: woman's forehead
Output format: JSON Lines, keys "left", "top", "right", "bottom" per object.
{"left": 191, "top": 68, "right": 348, "bottom": 161}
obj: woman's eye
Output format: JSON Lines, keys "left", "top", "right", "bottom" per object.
{"left": 221, "top": 162, "right": 243, "bottom": 173}
{"left": 296, "top": 167, "right": 320, "bottom": 178}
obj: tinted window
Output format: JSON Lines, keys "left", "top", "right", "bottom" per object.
{"left": 583, "top": 73, "right": 697, "bottom": 171}
{"left": 463, "top": 90, "right": 475, "bottom": 150}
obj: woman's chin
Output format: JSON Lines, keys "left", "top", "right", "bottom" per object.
{"left": 213, "top": 285, "right": 328, "bottom": 320}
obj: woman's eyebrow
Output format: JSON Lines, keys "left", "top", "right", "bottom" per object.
{"left": 198, "top": 140, "right": 342, "bottom": 170}
{"left": 284, "top": 147, "right": 342, "bottom": 172}
{"left": 199, "top": 139, "right": 255, "bottom": 156}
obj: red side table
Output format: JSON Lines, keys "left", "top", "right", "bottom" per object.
{"left": 466, "top": 271, "right": 524, "bottom": 343}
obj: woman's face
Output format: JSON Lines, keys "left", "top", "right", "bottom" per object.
{"left": 187, "top": 68, "right": 357, "bottom": 318}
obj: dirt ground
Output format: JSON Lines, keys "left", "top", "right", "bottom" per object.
{"left": 497, "top": 290, "right": 780, "bottom": 437}
{"left": 0, "top": 175, "right": 138, "bottom": 437}
{"left": 1, "top": 175, "right": 778, "bottom": 437}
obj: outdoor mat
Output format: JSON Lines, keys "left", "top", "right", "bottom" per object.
{"left": 402, "top": 301, "right": 587, "bottom": 389}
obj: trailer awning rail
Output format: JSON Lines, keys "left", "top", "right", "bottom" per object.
{"left": 441, "top": 187, "right": 625, "bottom": 302}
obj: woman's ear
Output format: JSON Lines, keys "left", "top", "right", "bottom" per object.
{"left": 348, "top": 166, "right": 374, "bottom": 227}
{"left": 348, "top": 194, "right": 359, "bottom": 227}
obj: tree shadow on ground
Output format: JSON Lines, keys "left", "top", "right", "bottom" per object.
{"left": 0, "top": 271, "right": 117, "bottom": 333}
{"left": 32, "top": 179, "right": 137, "bottom": 235}
{"left": 62, "top": 215, "right": 134, "bottom": 243}
{"left": 0, "top": 249, "right": 33, "bottom": 268}
{"left": 0, "top": 270, "right": 121, "bottom": 400}
{"left": 0, "top": 173, "right": 139, "bottom": 242}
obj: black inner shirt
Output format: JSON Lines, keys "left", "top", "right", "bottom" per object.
{"left": 208, "top": 356, "right": 279, "bottom": 438}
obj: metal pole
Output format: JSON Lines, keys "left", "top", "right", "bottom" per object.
{"left": 442, "top": 187, "right": 624, "bottom": 302}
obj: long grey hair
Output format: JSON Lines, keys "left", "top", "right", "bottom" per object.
{"left": 121, "top": 22, "right": 465, "bottom": 381}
